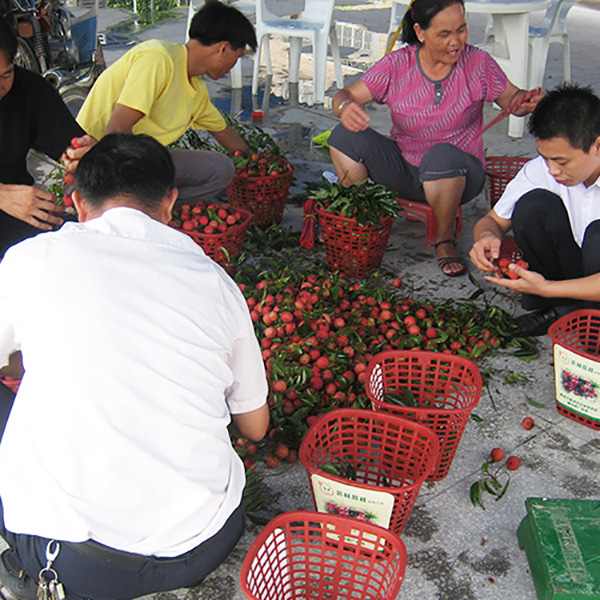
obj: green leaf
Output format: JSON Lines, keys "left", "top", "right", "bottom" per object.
{"left": 496, "top": 478, "right": 511, "bottom": 501}
{"left": 384, "top": 388, "right": 417, "bottom": 407}
{"left": 319, "top": 462, "right": 343, "bottom": 477}
{"left": 469, "top": 480, "right": 485, "bottom": 509}
{"left": 525, "top": 396, "right": 545, "bottom": 408}
{"left": 470, "top": 413, "right": 483, "bottom": 422}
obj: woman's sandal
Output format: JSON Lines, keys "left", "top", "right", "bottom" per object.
{"left": 434, "top": 239, "right": 467, "bottom": 277}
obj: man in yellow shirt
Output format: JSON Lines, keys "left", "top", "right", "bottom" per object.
{"left": 77, "top": 1, "right": 255, "bottom": 203}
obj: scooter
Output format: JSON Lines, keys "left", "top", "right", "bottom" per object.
{"left": 1, "top": 0, "right": 105, "bottom": 115}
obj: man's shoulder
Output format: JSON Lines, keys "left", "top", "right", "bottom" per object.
{"left": 128, "top": 39, "right": 184, "bottom": 60}
{"left": 12, "top": 66, "right": 57, "bottom": 96}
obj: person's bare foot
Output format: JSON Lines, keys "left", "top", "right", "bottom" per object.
{"left": 434, "top": 239, "right": 467, "bottom": 277}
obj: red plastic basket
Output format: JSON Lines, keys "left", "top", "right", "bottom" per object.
{"left": 317, "top": 208, "right": 395, "bottom": 279}
{"left": 548, "top": 309, "right": 600, "bottom": 430}
{"left": 0, "top": 377, "right": 21, "bottom": 394}
{"left": 240, "top": 511, "right": 407, "bottom": 600}
{"left": 173, "top": 206, "right": 252, "bottom": 270}
{"left": 486, "top": 156, "right": 529, "bottom": 207}
{"left": 226, "top": 159, "right": 295, "bottom": 228}
{"left": 365, "top": 351, "right": 482, "bottom": 481}
{"left": 299, "top": 408, "right": 438, "bottom": 535}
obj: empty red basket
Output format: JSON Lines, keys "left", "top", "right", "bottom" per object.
{"left": 548, "top": 309, "right": 600, "bottom": 430}
{"left": 486, "top": 156, "right": 529, "bottom": 207}
{"left": 299, "top": 408, "right": 438, "bottom": 536}
{"left": 365, "top": 351, "right": 482, "bottom": 481}
{"left": 240, "top": 511, "right": 407, "bottom": 600}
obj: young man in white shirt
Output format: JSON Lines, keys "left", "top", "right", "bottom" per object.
{"left": 470, "top": 84, "right": 600, "bottom": 336}
{"left": 0, "top": 133, "right": 269, "bottom": 600}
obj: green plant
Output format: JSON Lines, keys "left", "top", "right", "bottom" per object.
{"left": 469, "top": 451, "right": 521, "bottom": 509}
{"left": 298, "top": 178, "right": 400, "bottom": 228}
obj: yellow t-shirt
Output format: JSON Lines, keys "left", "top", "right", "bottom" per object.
{"left": 77, "top": 40, "right": 226, "bottom": 145}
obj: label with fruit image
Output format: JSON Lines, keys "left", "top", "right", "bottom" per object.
{"left": 554, "top": 345, "right": 600, "bottom": 421}
{"left": 310, "top": 473, "right": 395, "bottom": 529}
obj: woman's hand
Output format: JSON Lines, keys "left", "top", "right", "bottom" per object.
{"left": 340, "top": 101, "right": 370, "bottom": 132}
{"left": 333, "top": 81, "right": 374, "bottom": 133}
{"left": 507, "top": 87, "right": 544, "bottom": 116}
{"left": 497, "top": 83, "right": 544, "bottom": 117}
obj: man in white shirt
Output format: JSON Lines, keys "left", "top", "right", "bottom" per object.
{"left": 470, "top": 84, "right": 600, "bottom": 336}
{"left": 0, "top": 133, "right": 269, "bottom": 600}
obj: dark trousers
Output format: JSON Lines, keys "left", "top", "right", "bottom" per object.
{"left": 0, "top": 382, "right": 245, "bottom": 600}
{"left": 0, "top": 212, "right": 41, "bottom": 259}
{"left": 328, "top": 125, "right": 486, "bottom": 204}
{"left": 512, "top": 189, "right": 600, "bottom": 311}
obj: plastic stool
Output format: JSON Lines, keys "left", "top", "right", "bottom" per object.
{"left": 396, "top": 198, "right": 463, "bottom": 247}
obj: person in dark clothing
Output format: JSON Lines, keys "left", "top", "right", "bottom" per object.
{"left": 0, "top": 15, "right": 86, "bottom": 258}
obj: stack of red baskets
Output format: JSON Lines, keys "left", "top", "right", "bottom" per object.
{"left": 240, "top": 511, "right": 407, "bottom": 600}
{"left": 317, "top": 209, "right": 395, "bottom": 278}
{"left": 299, "top": 408, "right": 438, "bottom": 535}
{"left": 226, "top": 158, "right": 295, "bottom": 228}
{"left": 365, "top": 350, "right": 482, "bottom": 481}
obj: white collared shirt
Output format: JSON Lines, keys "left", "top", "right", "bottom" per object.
{"left": 0, "top": 207, "right": 267, "bottom": 557}
{"left": 494, "top": 156, "right": 600, "bottom": 247}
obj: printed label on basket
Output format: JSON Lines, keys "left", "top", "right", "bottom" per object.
{"left": 323, "top": 522, "right": 384, "bottom": 552}
{"left": 554, "top": 345, "right": 600, "bottom": 420}
{"left": 311, "top": 473, "right": 395, "bottom": 529}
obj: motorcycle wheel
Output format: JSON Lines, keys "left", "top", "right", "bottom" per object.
{"left": 60, "top": 87, "right": 89, "bottom": 118}
{"left": 15, "top": 38, "right": 40, "bottom": 74}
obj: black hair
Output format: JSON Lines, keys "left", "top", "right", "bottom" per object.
{"left": 401, "top": 0, "right": 465, "bottom": 45}
{"left": 189, "top": 0, "right": 257, "bottom": 52}
{"left": 0, "top": 15, "right": 18, "bottom": 62}
{"left": 528, "top": 83, "right": 600, "bottom": 151}
{"left": 75, "top": 133, "right": 175, "bottom": 210}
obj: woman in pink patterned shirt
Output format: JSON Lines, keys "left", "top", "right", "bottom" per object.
{"left": 329, "top": 0, "right": 542, "bottom": 276}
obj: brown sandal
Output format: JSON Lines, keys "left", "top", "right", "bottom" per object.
{"left": 434, "top": 239, "right": 467, "bottom": 277}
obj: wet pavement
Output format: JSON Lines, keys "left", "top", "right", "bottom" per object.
{"left": 16, "top": 2, "right": 600, "bottom": 600}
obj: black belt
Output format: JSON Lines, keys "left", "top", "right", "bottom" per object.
{"left": 64, "top": 539, "right": 185, "bottom": 568}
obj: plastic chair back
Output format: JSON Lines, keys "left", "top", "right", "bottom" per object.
{"left": 528, "top": 0, "right": 576, "bottom": 86}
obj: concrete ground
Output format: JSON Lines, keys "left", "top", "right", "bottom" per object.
{"left": 14, "top": 2, "right": 600, "bottom": 600}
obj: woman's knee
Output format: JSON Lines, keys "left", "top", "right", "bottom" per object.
{"left": 420, "top": 143, "right": 481, "bottom": 181}
{"left": 328, "top": 124, "right": 373, "bottom": 160}
{"left": 420, "top": 144, "right": 484, "bottom": 202}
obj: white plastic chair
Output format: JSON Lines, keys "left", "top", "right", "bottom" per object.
{"left": 186, "top": 0, "right": 256, "bottom": 89}
{"left": 483, "top": 0, "right": 576, "bottom": 88}
{"left": 251, "top": 0, "right": 344, "bottom": 104}
{"left": 527, "top": 0, "right": 576, "bottom": 87}
{"left": 386, "top": 0, "right": 406, "bottom": 51}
